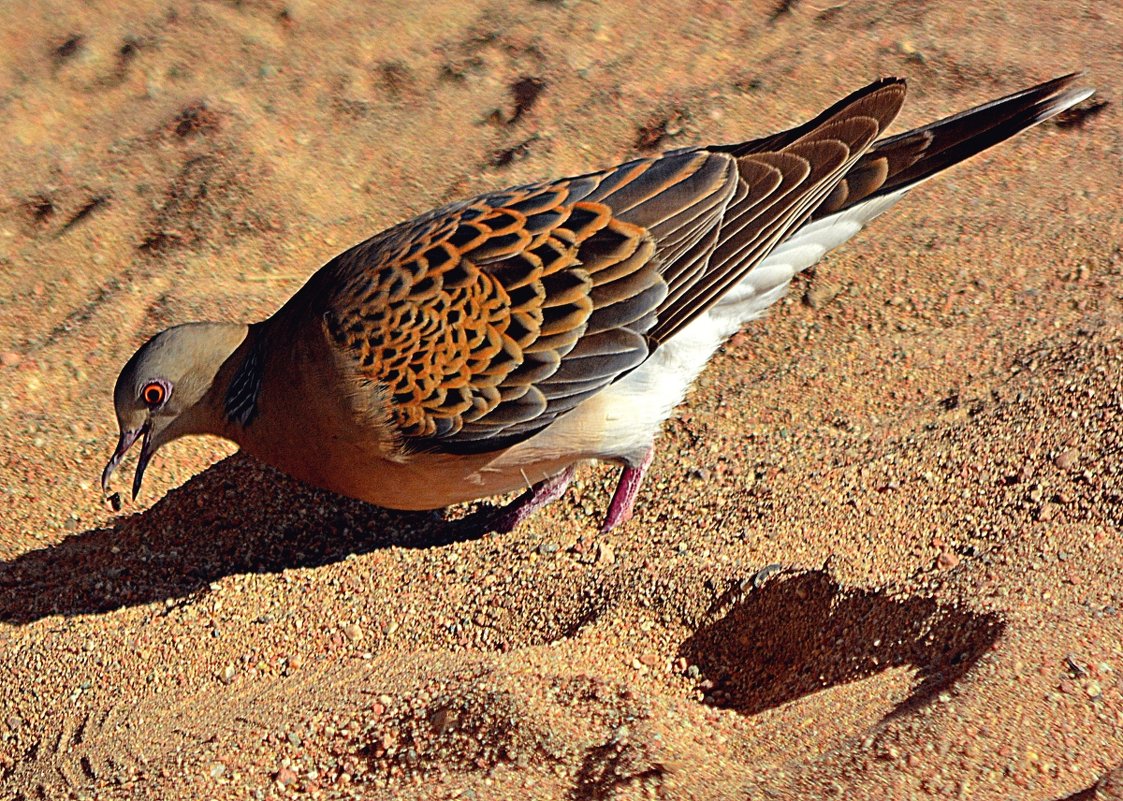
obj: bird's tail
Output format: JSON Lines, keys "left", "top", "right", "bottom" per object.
{"left": 814, "top": 72, "right": 1094, "bottom": 220}
{"left": 712, "top": 73, "right": 1094, "bottom": 326}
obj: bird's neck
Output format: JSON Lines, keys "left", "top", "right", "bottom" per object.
{"left": 196, "top": 322, "right": 264, "bottom": 440}
{"left": 208, "top": 313, "right": 329, "bottom": 450}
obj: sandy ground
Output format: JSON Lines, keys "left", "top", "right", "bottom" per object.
{"left": 0, "top": 1, "right": 1121, "bottom": 798}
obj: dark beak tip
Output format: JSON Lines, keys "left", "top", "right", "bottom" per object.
{"left": 131, "top": 424, "right": 155, "bottom": 502}
{"left": 102, "top": 425, "right": 147, "bottom": 502}
{"left": 101, "top": 453, "right": 123, "bottom": 496}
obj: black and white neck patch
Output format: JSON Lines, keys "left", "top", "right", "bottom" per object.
{"left": 225, "top": 341, "right": 264, "bottom": 427}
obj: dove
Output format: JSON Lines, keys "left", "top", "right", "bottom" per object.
{"left": 102, "top": 74, "right": 1093, "bottom": 533}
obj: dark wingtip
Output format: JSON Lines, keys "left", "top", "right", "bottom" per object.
{"left": 808, "top": 72, "right": 1096, "bottom": 220}
{"left": 717, "top": 76, "right": 910, "bottom": 159}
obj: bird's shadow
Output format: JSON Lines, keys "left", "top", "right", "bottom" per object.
{"left": 678, "top": 569, "right": 1006, "bottom": 721}
{"left": 0, "top": 453, "right": 496, "bottom": 626}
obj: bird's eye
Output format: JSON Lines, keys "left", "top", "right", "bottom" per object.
{"left": 142, "top": 382, "right": 167, "bottom": 407}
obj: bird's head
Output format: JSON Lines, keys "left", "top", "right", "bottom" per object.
{"left": 102, "top": 322, "right": 248, "bottom": 501}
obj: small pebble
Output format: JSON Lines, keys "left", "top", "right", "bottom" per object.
{"left": 342, "top": 623, "right": 363, "bottom": 642}
{"left": 0, "top": 351, "right": 21, "bottom": 367}
{"left": 803, "top": 282, "right": 841, "bottom": 310}
{"left": 750, "top": 563, "right": 783, "bottom": 589}
{"left": 275, "top": 767, "right": 297, "bottom": 786}
{"left": 937, "top": 550, "right": 960, "bottom": 570}
{"left": 1055, "top": 448, "right": 1080, "bottom": 470}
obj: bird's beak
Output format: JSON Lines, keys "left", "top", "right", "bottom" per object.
{"left": 101, "top": 420, "right": 154, "bottom": 501}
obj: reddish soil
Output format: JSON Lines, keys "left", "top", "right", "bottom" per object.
{"left": 1, "top": 1, "right": 1121, "bottom": 799}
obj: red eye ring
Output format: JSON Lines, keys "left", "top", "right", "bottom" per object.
{"left": 142, "top": 382, "right": 166, "bottom": 407}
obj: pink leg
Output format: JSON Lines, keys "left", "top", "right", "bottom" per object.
{"left": 600, "top": 448, "right": 654, "bottom": 533}
{"left": 491, "top": 465, "right": 576, "bottom": 533}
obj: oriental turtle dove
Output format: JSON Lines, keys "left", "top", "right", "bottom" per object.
{"left": 103, "top": 74, "right": 1094, "bottom": 532}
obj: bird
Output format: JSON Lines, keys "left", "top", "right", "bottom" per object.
{"left": 102, "top": 74, "right": 1094, "bottom": 533}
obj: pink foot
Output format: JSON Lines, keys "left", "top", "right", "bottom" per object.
{"left": 491, "top": 465, "right": 576, "bottom": 533}
{"left": 600, "top": 448, "right": 654, "bottom": 533}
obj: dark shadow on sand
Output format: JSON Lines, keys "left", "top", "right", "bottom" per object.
{"left": 0, "top": 453, "right": 497, "bottom": 625}
{"left": 678, "top": 569, "right": 1005, "bottom": 721}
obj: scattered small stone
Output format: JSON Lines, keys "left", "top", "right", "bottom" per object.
{"left": 220, "top": 664, "right": 236, "bottom": 684}
{"left": 1055, "top": 448, "right": 1080, "bottom": 470}
{"left": 537, "top": 542, "right": 559, "bottom": 555}
{"left": 430, "top": 705, "right": 456, "bottom": 734}
{"left": 803, "top": 281, "right": 841, "bottom": 309}
{"left": 595, "top": 541, "right": 615, "bottom": 565}
{"left": 898, "top": 39, "right": 924, "bottom": 61}
{"left": 749, "top": 563, "right": 783, "bottom": 589}
{"left": 341, "top": 623, "right": 363, "bottom": 642}
{"left": 275, "top": 767, "right": 298, "bottom": 786}
{"left": 0, "top": 352, "right": 21, "bottom": 368}
{"left": 937, "top": 550, "right": 960, "bottom": 570}
{"left": 209, "top": 762, "right": 226, "bottom": 779}
{"left": 378, "top": 729, "right": 399, "bottom": 753}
